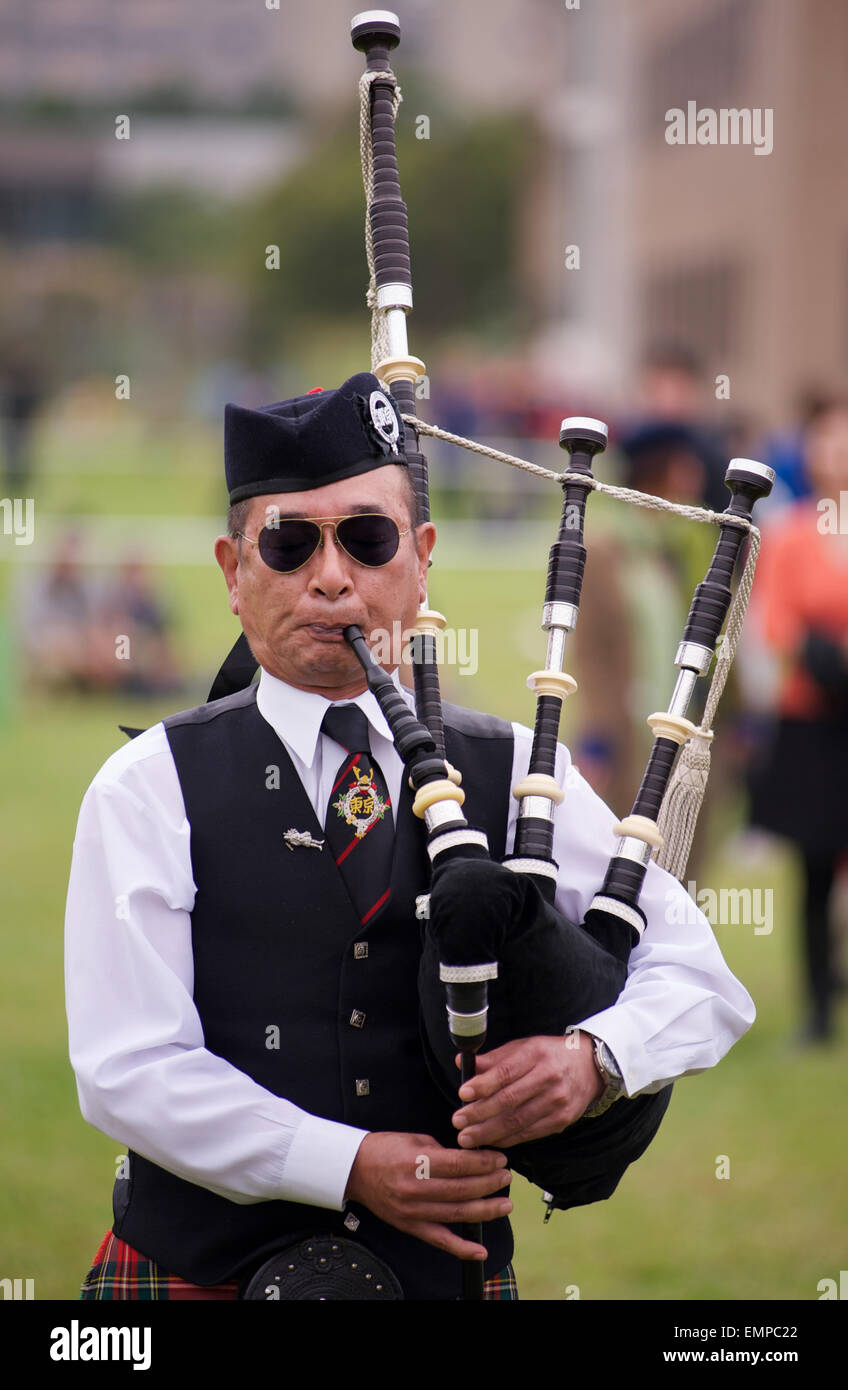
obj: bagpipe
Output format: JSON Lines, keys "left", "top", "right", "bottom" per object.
{"left": 349, "top": 9, "right": 774, "bottom": 1298}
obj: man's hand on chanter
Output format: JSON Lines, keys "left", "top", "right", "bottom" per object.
{"left": 344, "top": 1131, "right": 512, "bottom": 1260}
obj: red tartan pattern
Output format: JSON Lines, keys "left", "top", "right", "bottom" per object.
{"left": 80, "top": 1231, "right": 517, "bottom": 1300}
{"left": 80, "top": 1231, "right": 240, "bottom": 1301}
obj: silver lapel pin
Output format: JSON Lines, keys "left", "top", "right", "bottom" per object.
{"left": 283, "top": 828, "right": 325, "bottom": 851}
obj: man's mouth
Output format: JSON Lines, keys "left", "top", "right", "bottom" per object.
{"left": 305, "top": 623, "right": 350, "bottom": 641}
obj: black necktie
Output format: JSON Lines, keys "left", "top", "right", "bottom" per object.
{"left": 321, "top": 705, "right": 394, "bottom": 928}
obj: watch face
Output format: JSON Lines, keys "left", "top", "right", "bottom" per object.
{"left": 598, "top": 1041, "right": 622, "bottom": 1082}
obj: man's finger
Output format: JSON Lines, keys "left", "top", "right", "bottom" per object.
{"left": 467, "top": 1115, "right": 577, "bottom": 1147}
{"left": 457, "top": 1097, "right": 569, "bottom": 1149}
{"left": 406, "top": 1168, "right": 513, "bottom": 1204}
{"left": 407, "top": 1222, "right": 489, "bottom": 1262}
{"left": 453, "top": 1068, "right": 544, "bottom": 1129}
{"left": 425, "top": 1145, "right": 509, "bottom": 1180}
{"left": 403, "top": 1194, "right": 514, "bottom": 1225}
{"left": 455, "top": 1043, "right": 539, "bottom": 1102}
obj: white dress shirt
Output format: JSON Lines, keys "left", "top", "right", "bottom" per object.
{"left": 64, "top": 666, "right": 755, "bottom": 1215}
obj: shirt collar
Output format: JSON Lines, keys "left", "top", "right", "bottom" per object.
{"left": 255, "top": 664, "right": 414, "bottom": 768}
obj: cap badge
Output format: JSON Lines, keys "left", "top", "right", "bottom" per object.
{"left": 368, "top": 390, "right": 401, "bottom": 455}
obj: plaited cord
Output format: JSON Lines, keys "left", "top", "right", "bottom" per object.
{"left": 400, "top": 414, "right": 761, "bottom": 881}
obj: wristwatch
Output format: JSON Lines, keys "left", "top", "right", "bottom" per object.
{"left": 583, "top": 1034, "right": 625, "bottom": 1118}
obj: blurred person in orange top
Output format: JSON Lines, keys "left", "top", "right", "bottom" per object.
{"left": 748, "top": 397, "right": 848, "bottom": 1043}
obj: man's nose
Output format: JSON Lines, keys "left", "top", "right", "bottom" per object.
{"left": 307, "top": 523, "right": 354, "bottom": 599}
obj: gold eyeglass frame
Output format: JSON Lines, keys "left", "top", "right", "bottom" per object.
{"left": 236, "top": 513, "right": 413, "bottom": 574}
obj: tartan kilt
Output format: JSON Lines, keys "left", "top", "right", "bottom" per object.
{"left": 80, "top": 1230, "right": 518, "bottom": 1301}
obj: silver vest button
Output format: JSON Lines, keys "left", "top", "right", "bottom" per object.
{"left": 353, "top": 942, "right": 368, "bottom": 959}
{"left": 355, "top": 1079, "right": 370, "bottom": 1096}
{"left": 350, "top": 1010, "right": 366, "bottom": 1028}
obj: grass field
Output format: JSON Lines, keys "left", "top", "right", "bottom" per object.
{"left": 1, "top": 418, "right": 845, "bottom": 1300}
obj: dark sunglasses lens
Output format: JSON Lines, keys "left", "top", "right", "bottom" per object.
{"left": 337, "top": 515, "right": 400, "bottom": 566}
{"left": 257, "top": 521, "right": 319, "bottom": 572}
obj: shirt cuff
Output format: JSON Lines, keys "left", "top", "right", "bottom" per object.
{"left": 575, "top": 1015, "right": 639, "bottom": 1098}
{"left": 281, "top": 1114, "right": 369, "bottom": 1211}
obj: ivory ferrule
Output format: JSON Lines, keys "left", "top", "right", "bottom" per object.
{"left": 646, "top": 712, "right": 699, "bottom": 745}
{"left": 525, "top": 670, "right": 578, "bottom": 700}
{"left": 412, "top": 779, "right": 465, "bottom": 819}
{"left": 376, "top": 354, "right": 427, "bottom": 387}
{"left": 613, "top": 814, "right": 664, "bottom": 848}
{"left": 415, "top": 608, "right": 446, "bottom": 636}
{"left": 409, "top": 758, "right": 461, "bottom": 793}
{"left": 512, "top": 773, "right": 565, "bottom": 804}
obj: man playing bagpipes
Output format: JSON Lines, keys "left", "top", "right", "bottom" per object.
{"left": 65, "top": 373, "right": 757, "bottom": 1301}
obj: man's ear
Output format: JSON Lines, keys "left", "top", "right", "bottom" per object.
{"left": 415, "top": 522, "right": 436, "bottom": 603}
{"left": 214, "top": 535, "right": 240, "bottom": 616}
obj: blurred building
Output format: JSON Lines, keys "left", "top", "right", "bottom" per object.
{"left": 0, "top": 0, "right": 565, "bottom": 114}
{"left": 1, "top": 0, "right": 846, "bottom": 429}
{"left": 0, "top": 0, "right": 287, "bottom": 105}
{"left": 529, "top": 0, "right": 848, "bottom": 426}
{"left": 632, "top": 0, "right": 848, "bottom": 428}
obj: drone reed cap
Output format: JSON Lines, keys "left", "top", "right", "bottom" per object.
{"left": 351, "top": 11, "right": 401, "bottom": 48}
{"left": 725, "top": 458, "right": 775, "bottom": 494}
{"left": 723, "top": 458, "right": 775, "bottom": 518}
{"left": 559, "top": 417, "right": 609, "bottom": 456}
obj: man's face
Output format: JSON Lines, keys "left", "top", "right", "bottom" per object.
{"left": 214, "top": 466, "right": 436, "bottom": 698}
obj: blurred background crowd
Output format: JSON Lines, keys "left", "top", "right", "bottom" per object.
{"left": 0, "top": 0, "right": 846, "bottom": 1298}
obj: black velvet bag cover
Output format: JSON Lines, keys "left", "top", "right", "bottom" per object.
{"left": 418, "top": 857, "right": 672, "bottom": 1210}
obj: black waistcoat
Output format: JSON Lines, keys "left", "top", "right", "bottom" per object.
{"left": 113, "top": 685, "right": 515, "bottom": 1300}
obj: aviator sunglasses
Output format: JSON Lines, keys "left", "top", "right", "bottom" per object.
{"left": 237, "top": 512, "right": 412, "bottom": 574}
